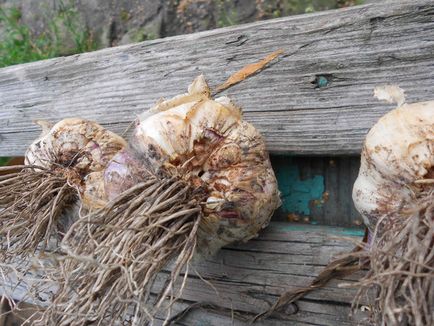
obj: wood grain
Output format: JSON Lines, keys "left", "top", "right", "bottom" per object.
{"left": 0, "top": 223, "right": 367, "bottom": 325}
{"left": 0, "top": 0, "right": 433, "bottom": 155}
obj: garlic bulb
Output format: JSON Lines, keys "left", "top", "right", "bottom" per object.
{"left": 352, "top": 86, "right": 434, "bottom": 231}
{"left": 106, "top": 75, "right": 281, "bottom": 255}
{"left": 0, "top": 118, "right": 126, "bottom": 259}
{"left": 25, "top": 118, "right": 127, "bottom": 208}
{"left": 352, "top": 86, "right": 434, "bottom": 326}
{"left": 37, "top": 76, "right": 280, "bottom": 325}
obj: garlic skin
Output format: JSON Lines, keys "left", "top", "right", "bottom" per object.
{"left": 25, "top": 118, "right": 127, "bottom": 208}
{"left": 353, "top": 95, "right": 434, "bottom": 231}
{"left": 129, "top": 75, "right": 281, "bottom": 255}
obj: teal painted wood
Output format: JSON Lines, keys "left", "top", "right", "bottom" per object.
{"left": 264, "top": 222, "right": 365, "bottom": 237}
{"left": 271, "top": 156, "right": 362, "bottom": 228}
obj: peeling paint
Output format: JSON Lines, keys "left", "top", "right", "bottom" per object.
{"left": 270, "top": 156, "right": 362, "bottom": 227}
{"left": 271, "top": 223, "right": 365, "bottom": 237}
{"left": 274, "top": 158, "right": 325, "bottom": 216}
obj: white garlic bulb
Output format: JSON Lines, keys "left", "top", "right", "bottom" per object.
{"left": 0, "top": 118, "right": 126, "bottom": 258}
{"left": 353, "top": 86, "right": 433, "bottom": 230}
{"left": 25, "top": 118, "right": 127, "bottom": 208}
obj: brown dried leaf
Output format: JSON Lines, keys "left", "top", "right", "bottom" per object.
{"left": 216, "top": 49, "right": 284, "bottom": 93}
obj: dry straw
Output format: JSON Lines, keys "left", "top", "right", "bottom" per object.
{"left": 353, "top": 193, "right": 433, "bottom": 326}
{"left": 36, "top": 171, "right": 204, "bottom": 325}
{"left": 0, "top": 165, "right": 76, "bottom": 261}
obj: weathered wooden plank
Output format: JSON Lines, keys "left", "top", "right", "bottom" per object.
{"left": 153, "top": 298, "right": 369, "bottom": 326}
{"left": 0, "top": 223, "right": 367, "bottom": 325}
{"left": 0, "top": 0, "right": 433, "bottom": 156}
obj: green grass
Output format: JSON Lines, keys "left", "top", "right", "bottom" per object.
{"left": 0, "top": 4, "right": 96, "bottom": 68}
{"left": 0, "top": 3, "right": 97, "bottom": 165}
{"left": 216, "top": 0, "right": 238, "bottom": 28}
{"left": 0, "top": 157, "right": 10, "bottom": 166}
{"left": 0, "top": 7, "right": 48, "bottom": 67}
